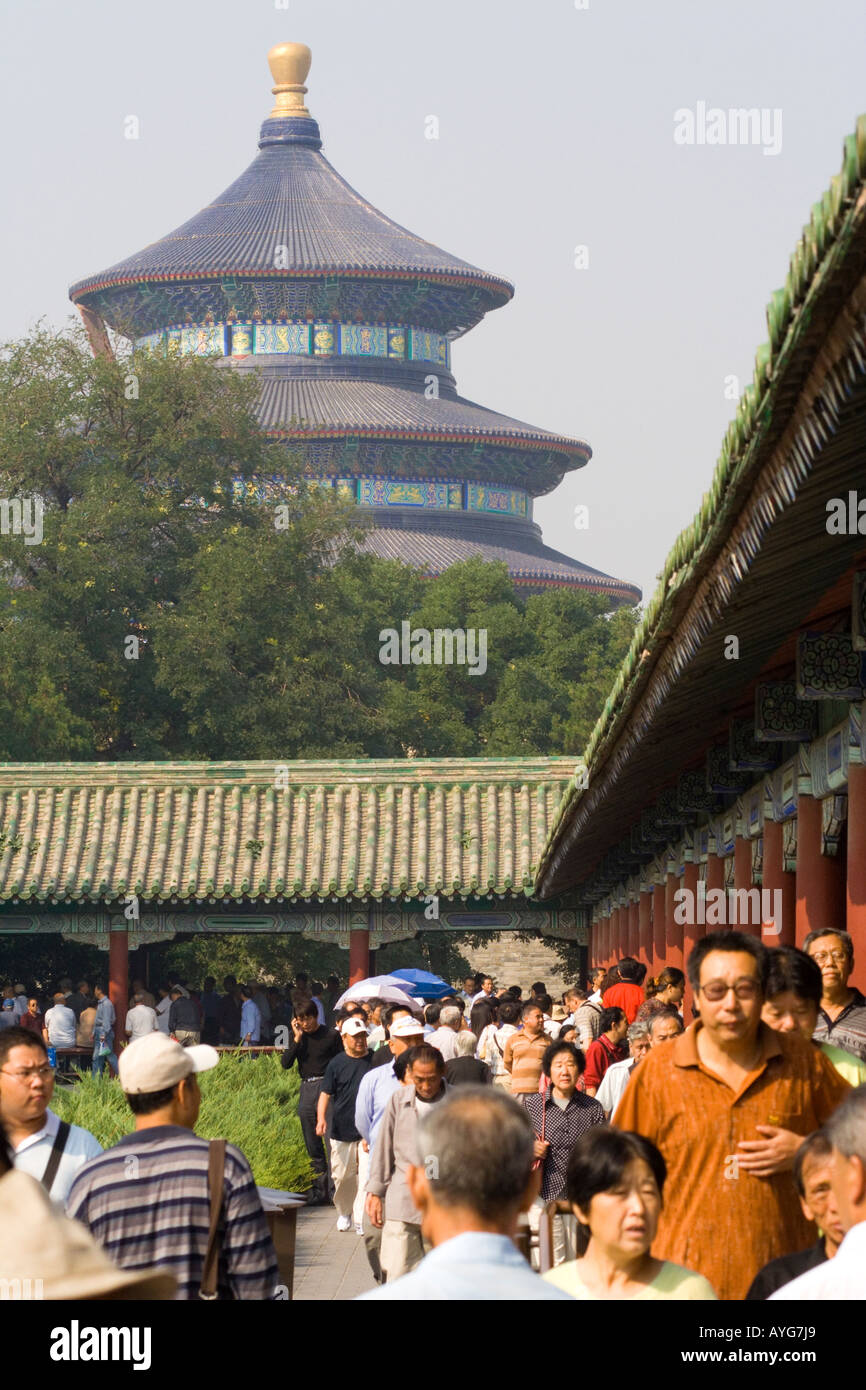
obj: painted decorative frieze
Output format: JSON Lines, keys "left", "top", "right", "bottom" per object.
{"left": 729, "top": 719, "right": 779, "bottom": 772}
{"left": 754, "top": 681, "right": 817, "bottom": 742}
{"left": 796, "top": 631, "right": 866, "bottom": 700}
{"left": 677, "top": 769, "right": 718, "bottom": 815}
{"left": 782, "top": 816, "right": 798, "bottom": 873}
{"left": 821, "top": 794, "right": 848, "bottom": 857}
{"left": 706, "top": 744, "right": 750, "bottom": 794}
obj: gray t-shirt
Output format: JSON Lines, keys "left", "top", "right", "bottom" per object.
{"left": 124, "top": 1004, "right": 158, "bottom": 1042}
{"left": 44, "top": 1004, "right": 77, "bottom": 1048}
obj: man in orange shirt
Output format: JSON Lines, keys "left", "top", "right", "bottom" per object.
{"left": 503, "top": 1002, "right": 548, "bottom": 1098}
{"left": 613, "top": 931, "right": 850, "bottom": 1301}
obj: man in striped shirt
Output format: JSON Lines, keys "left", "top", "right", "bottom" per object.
{"left": 67, "top": 1033, "right": 279, "bottom": 1300}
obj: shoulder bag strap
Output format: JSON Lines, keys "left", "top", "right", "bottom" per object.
{"left": 41, "top": 1120, "right": 71, "bottom": 1195}
{"left": 199, "top": 1139, "right": 226, "bottom": 1301}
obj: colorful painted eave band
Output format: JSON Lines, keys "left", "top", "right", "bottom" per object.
{"left": 68, "top": 265, "right": 515, "bottom": 303}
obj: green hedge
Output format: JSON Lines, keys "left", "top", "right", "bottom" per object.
{"left": 51, "top": 1053, "right": 314, "bottom": 1193}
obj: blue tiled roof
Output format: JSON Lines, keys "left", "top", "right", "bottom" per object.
{"left": 244, "top": 361, "right": 589, "bottom": 494}
{"left": 357, "top": 518, "right": 641, "bottom": 601}
{"left": 70, "top": 120, "right": 512, "bottom": 337}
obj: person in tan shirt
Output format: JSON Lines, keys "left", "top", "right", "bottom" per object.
{"left": 504, "top": 1002, "right": 549, "bottom": 1096}
{"left": 76, "top": 1004, "right": 97, "bottom": 1049}
{"left": 613, "top": 931, "right": 850, "bottom": 1301}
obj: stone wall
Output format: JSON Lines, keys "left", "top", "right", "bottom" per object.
{"left": 458, "top": 937, "right": 583, "bottom": 999}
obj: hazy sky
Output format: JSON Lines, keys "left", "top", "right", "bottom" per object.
{"left": 2, "top": 0, "right": 864, "bottom": 603}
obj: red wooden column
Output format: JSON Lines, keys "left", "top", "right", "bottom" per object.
{"left": 627, "top": 899, "right": 639, "bottom": 959}
{"left": 796, "top": 795, "right": 845, "bottom": 947}
{"left": 665, "top": 871, "right": 684, "bottom": 972}
{"left": 706, "top": 852, "right": 725, "bottom": 898}
{"left": 349, "top": 925, "right": 371, "bottom": 985}
{"left": 652, "top": 883, "right": 666, "bottom": 974}
{"left": 638, "top": 891, "right": 652, "bottom": 970}
{"left": 108, "top": 926, "right": 128, "bottom": 1052}
{"left": 762, "top": 818, "right": 796, "bottom": 945}
{"left": 734, "top": 834, "right": 759, "bottom": 936}
{"left": 847, "top": 765, "right": 866, "bottom": 992}
{"left": 681, "top": 861, "right": 700, "bottom": 1020}
{"left": 594, "top": 916, "right": 605, "bottom": 968}
{"left": 608, "top": 906, "right": 619, "bottom": 966}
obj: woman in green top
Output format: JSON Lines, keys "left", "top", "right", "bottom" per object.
{"left": 542, "top": 1128, "right": 717, "bottom": 1300}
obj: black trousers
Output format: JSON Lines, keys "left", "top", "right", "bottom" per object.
{"left": 297, "top": 1078, "right": 329, "bottom": 1196}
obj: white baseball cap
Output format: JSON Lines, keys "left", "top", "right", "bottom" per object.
{"left": 340, "top": 1016, "right": 368, "bottom": 1036}
{"left": 390, "top": 1015, "right": 426, "bottom": 1038}
{"left": 118, "top": 1033, "right": 220, "bottom": 1094}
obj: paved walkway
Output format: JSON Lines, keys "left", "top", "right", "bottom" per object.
{"left": 293, "top": 1206, "right": 378, "bottom": 1301}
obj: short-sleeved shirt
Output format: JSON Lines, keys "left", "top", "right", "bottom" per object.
{"left": 602, "top": 982, "right": 644, "bottom": 1024}
{"left": 322, "top": 1051, "right": 374, "bottom": 1141}
{"left": 503, "top": 1032, "right": 548, "bottom": 1094}
{"left": 66, "top": 1125, "right": 278, "bottom": 1300}
{"left": 125, "top": 1004, "right": 158, "bottom": 1042}
{"left": 44, "top": 1005, "right": 77, "bottom": 1048}
{"left": 612, "top": 1020, "right": 850, "bottom": 1301}
{"left": 812, "top": 988, "right": 866, "bottom": 1061}
{"left": 543, "top": 1259, "right": 717, "bottom": 1301}
{"left": 13, "top": 1108, "right": 102, "bottom": 1206}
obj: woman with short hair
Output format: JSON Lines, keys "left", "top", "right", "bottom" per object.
{"left": 542, "top": 1128, "right": 717, "bottom": 1300}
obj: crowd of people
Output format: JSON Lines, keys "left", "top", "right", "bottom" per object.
{"left": 1, "top": 925, "right": 865, "bottom": 1300}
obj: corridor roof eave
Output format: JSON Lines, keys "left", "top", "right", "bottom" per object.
{"left": 0, "top": 756, "right": 576, "bottom": 907}
{"left": 535, "top": 115, "right": 866, "bottom": 901}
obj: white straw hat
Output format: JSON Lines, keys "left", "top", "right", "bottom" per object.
{"left": 0, "top": 1170, "right": 176, "bottom": 1300}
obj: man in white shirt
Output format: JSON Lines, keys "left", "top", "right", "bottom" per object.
{"left": 426, "top": 1006, "right": 462, "bottom": 1062}
{"left": 1, "top": 1028, "right": 102, "bottom": 1205}
{"left": 586, "top": 968, "right": 606, "bottom": 1007}
{"left": 470, "top": 977, "right": 495, "bottom": 1008}
{"left": 770, "top": 1084, "right": 866, "bottom": 1300}
{"left": 42, "top": 993, "right": 77, "bottom": 1050}
{"left": 124, "top": 993, "right": 158, "bottom": 1043}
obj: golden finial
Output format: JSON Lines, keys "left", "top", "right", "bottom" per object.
{"left": 267, "top": 42, "right": 313, "bottom": 120}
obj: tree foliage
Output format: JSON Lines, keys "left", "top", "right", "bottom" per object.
{"left": 0, "top": 324, "right": 639, "bottom": 762}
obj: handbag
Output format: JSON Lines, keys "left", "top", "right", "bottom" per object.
{"left": 198, "top": 1139, "right": 227, "bottom": 1301}
{"left": 530, "top": 1076, "right": 548, "bottom": 1172}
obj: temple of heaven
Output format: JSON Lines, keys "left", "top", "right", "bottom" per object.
{"left": 70, "top": 42, "right": 640, "bottom": 602}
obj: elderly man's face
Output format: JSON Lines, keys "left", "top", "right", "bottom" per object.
{"left": 630, "top": 1034, "right": 652, "bottom": 1061}
{"left": 650, "top": 1017, "right": 681, "bottom": 1047}
{"left": 342, "top": 1029, "right": 368, "bottom": 1057}
{"left": 411, "top": 1059, "right": 444, "bottom": 1101}
{"left": 800, "top": 1153, "right": 845, "bottom": 1249}
{"left": 806, "top": 935, "right": 852, "bottom": 993}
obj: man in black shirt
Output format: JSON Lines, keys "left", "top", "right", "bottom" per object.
{"left": 745, "top": 1130, "right": 845, "bottom": 1298}
{"left": 168, "top": 989, "right": 201, "bottom": 1046}
{"left": 281, "top": 1001, "right": 341, "bottom": 1206}
{"left": 317, "top": 1017, "right": 373, "bottom": 1232}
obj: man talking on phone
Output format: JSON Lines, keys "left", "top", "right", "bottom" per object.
{"left": 280, "top": 1000, "right": 341, "bottom": 1206}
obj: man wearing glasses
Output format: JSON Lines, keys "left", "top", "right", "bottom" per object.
{"left": 804, "top": 929, "right": 866, "bottom": 1062}
{"left": 613, "top": 931, "right": 850, "bottom": 1300}
{"left": 0, "top": 1027, "right": 101, "bottom": 1205}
